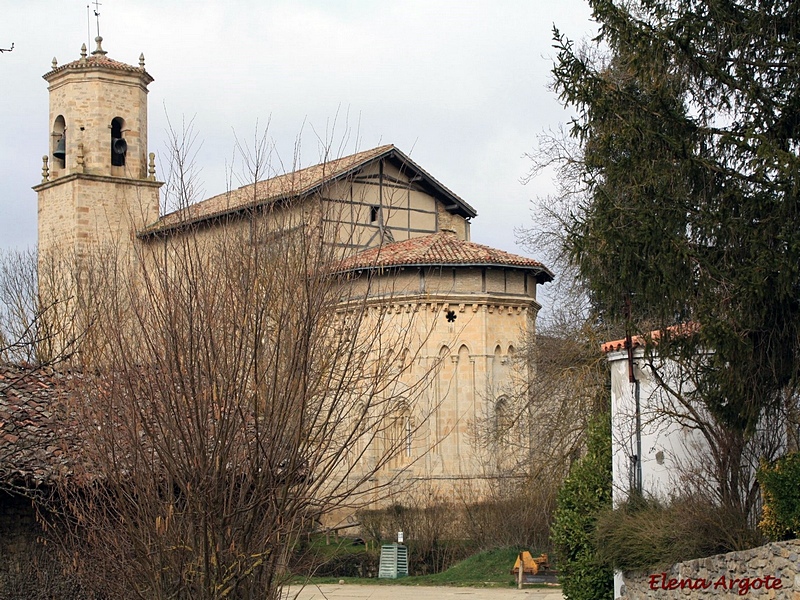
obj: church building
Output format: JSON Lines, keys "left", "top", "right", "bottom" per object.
{"left": 31, "top": 37, "right": 553, "bottom": 505}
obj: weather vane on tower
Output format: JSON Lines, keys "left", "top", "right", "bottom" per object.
{"left": 87, "top": 1, "right": 103, "bottom": 50}
{"left": 93, "top": 0, "right": 102, "bottom": 37}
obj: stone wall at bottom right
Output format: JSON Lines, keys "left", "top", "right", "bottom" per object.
{"left": 620, "top": 539, "right": 800, "bottom": 599}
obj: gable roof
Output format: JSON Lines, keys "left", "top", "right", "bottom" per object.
{"left": 140, "top": 145, "right": 477, "bottom": 237}
{"left": 337, "top": 230, "right": 554, "bottom": 283}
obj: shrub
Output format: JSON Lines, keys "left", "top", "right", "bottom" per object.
{"left": 758, "top": 452, "right": 800, "bottom": 540}
{"left": 550, "top": 412, "right": 612, "bottom": 600}
{"left": 0, "top": 531, "right": 89, "bottom": 600}
{"left": 594, "top": 494, "right": 759, "bottom": 572}
{"left": 307, "top": 548, "right": 379, "bottom": 578}
{"left": 358, "top": 499, "right": 472, "bottom": 575}
{"left": 289, "top": 536, "right": 380, "bottom": 578}
{"left": 460, "top": 481, "right": 558, "bottom": 552}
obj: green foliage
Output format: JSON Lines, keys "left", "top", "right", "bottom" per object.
{"left": 543, "top": 0, "right": 800, "bottom": 539}
{"left": 595, "top": 495, "right": 761, "bottom": 572}
{"left": 551, "top": 413, "right": 613, "bottom": 600}
{"left": 758, "top": 452, "right": 800, "bottom": 540}
{"left": 551, "top": 0, "right": 800, "bottom": 435}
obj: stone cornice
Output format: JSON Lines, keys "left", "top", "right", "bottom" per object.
{"left": 336, "top": 292, "right": 541, "bottom": 314}
{"left": 33, "top": 172, "right": 163, "bottom": 192}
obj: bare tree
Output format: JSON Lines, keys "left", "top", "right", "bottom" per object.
{"left": 0, "top": 249, "right": 92, "bottom": 599}
{"left": 462, "top": 323, "right": 609, "bottom": 554}
{"left": 637, "top": 347, "right": 792, "bottom": 538}
{"left": 50, "top": 130, "right": 441, "bottom": 600}
{"left": 467, "top": 202, "right": 612, "bottom": 490}
{"left": 0, "top": 248, "right": 83, "bottom": 366}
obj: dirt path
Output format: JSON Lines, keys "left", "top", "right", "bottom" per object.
{"left": 285, "top": 584, "right": 564, "bottom": 600}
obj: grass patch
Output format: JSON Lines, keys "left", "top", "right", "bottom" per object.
{"left": 408, "top": 547, "right": 523, "bottom": 586}
{"left": 296, "top": 547, "right": 549, "bottom": 588}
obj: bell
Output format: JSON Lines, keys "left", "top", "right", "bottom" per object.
{"left": 112, "top": 137, "right": 128, "bottom": 157}
{"left": 53, "top": 136, "right": 66, "bottom": 161}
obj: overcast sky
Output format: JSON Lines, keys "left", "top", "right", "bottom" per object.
{"left": 1, "top": 1, "right": 595, "bottom": 283}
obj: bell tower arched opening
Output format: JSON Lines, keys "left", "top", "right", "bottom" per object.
{"left": 52, "top": 115, "right": 66, "bottom": 170}
{"left": 111, "top": 117, "right": 127, "bottom": 167}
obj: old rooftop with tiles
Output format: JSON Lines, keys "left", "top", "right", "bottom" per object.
{"left": 338, "top": 229, "right": 553, "bottom": 282}
{"left": 0, "top": 365, "right": 83, "bottom": 487}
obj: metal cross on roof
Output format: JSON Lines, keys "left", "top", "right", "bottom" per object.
{"left": 93, "top": 0, "right": 102, "bottom": 37}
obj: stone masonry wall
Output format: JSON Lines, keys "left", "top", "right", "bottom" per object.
{"left": 621, "top": 540, "right": 800, "bottom": 599}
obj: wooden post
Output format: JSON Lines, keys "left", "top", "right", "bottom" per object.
{"left": 518, "top": 551, "right": 524, "bottom": 589}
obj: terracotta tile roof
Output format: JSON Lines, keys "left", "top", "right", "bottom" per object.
{"left": 0, "top": 365, "right": 83, "bottom": 487}
{"left": 140, "top": 145, "right": 477, "bottom": 236}
{"left": 44, "top": 55, "right": 153, "bottom": 83}
{"left": 600, "top": 336, "right": 646, "bottom": 354}
{"left": 601, "top": 322, "right": 700, "bottom": 353}
{"left": 0, "top": 366, "right": 305, "bottom": 489}
{"left": 337, "top": 231, "right": 554, "bottom": 282}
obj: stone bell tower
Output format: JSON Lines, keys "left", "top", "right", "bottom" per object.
{"left": 33, "top": 36, "right": 161, "bottom": 266}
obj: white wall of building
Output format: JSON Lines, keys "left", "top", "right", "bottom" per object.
{"left": 607, "top": 347, "right": 708, "bottom": 599}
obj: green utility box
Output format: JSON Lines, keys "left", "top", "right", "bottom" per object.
{"left": 378, "top": 543, "right": 408, "bottom": 578}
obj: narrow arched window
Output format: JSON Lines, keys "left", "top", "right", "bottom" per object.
{"left": 111, "top": 117, "right": 127, "bottom": 166}
{"left": 404, "top": 413, "right": 412, "bottom": 458}
{"left": 388, "top": 403, "right": 413, "bottom": 467}
{"left": 495, "top": 396, "right": 512, "bottom": 446}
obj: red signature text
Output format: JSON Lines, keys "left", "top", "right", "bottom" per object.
{"left": 647, "top": 572, "right": 783, "bottom": 595}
